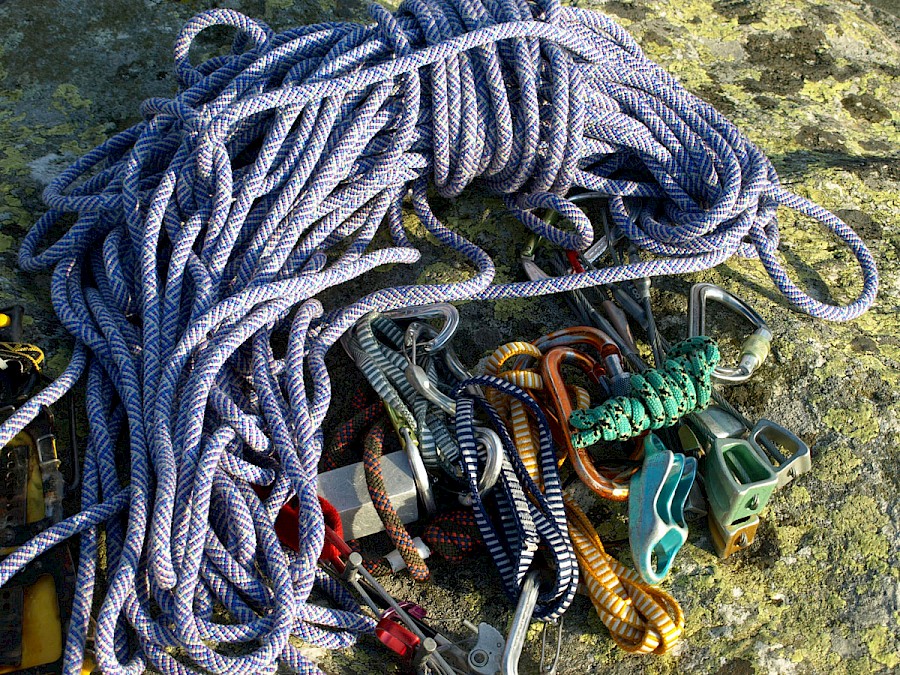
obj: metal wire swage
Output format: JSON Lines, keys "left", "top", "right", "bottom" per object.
{"left": 0, "top": 0, "right": 879, "bottom": 673}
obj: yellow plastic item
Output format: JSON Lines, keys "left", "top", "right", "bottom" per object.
{"left": 0, "top": 314, "right": 10, "bottom": 329}
{"left": 0, "top": 430, "right": 64, "bottom": 674}
{"left": 80, "top": 655, "right": 98, "bottom": 675}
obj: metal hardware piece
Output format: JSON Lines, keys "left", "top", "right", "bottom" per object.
{"left": 324, "top": 530, "right": 462, "bottom": 675}
{"left": 466, "top": 622, "right": 506, "bottom": 675}
{"left": 405, "top": 362, "right": 457, "bottom": 415}
{"left": 748, "top": 419, "right": 812, "bottom": 489}
{"left": 687, "top": 283, "right": 772, "bottom": 384}
{"left": 539, "top": 618, "right": 563, "bottom": 675}
{"left": 708, "top": 513, "right": 760, "bottom": 558}
{"left": 705, "top": 438, "right": 778, "bottom": 526}
{"left": 383, "top": 404, "right": 436, "bottom": 517}
{"left": 317, "top": 451, "right": 419, "bottom": 540}
{"left": 541, "top": 344, "right": 638, "bottom": 501}
{"left": 628, "top": 434, "right": 696, "bottom": 584}
{"left": 385, "top": 537, "right": 432, "bottom": 573}
{"left": 457, "top": 426, "right": 504, "bottom": 506}
{"left": 382, "top": 303, "right": 460, "bottom": 354}
{"left": 686, "top": 405, "right": 749, "bottom": 452}
{"left": 474, "top": 427, "right": 503, "bottom": 497}
{"left": 501, "top": 570, "right": 541, "bottom": 675}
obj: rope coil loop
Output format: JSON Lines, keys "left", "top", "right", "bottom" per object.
{"left": 0, "top": 0, "right": 878, "bottom": 672}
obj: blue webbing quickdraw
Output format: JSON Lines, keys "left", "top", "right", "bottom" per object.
{"left": 453, "top": 375, "right": 577, "bottom": 622}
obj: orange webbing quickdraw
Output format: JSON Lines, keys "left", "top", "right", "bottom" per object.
{"left": 488, "top": 337, "right": 684, "bottom": 655}
{"left": 564, "top": 497, "right": 684, "bottom": 654}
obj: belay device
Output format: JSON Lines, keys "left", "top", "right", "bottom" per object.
{"left": 0, "top": 306, "right": 75, "bottom": 675}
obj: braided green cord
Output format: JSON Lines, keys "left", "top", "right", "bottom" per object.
{"left": 569, "top": 337, "right": 720, "bottom": 447}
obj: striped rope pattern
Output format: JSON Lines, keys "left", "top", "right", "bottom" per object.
{"left": 0, "top": 0, "right": 877, "bottom": 671}
{"left": 565, "top": 497, "right": 683, "bottom": 654}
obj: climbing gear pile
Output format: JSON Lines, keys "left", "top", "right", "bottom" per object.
{"left": 0, "top": 307, "right": 75, "bottom": 675}
{"left": 0, "top": 0, "right": 878, "bottom": 672}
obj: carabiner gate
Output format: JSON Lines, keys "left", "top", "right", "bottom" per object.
{"left": 687, "top": 283, "right": 772, "bottom": 384}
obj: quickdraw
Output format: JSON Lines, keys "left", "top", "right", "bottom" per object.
{"left": 485, "top": 335, "right": 685, "bottom": 655}
{"left": 453, "top": 375, "right": 577, "bottom": 623}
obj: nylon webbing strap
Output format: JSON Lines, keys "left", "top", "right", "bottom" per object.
{"left": 565, "top": 497, "right": 683, "bottom": 654}
{"left": 454, "top": 376, "right": 577, "bottom": 621}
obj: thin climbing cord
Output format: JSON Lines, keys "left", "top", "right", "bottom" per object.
{"left": 570, "top": 337, "right": 720, "bottom": 447}
{"left": 361, "top": 419, "right": 431, "bottom": 581}
{"left": 0, "top": 0, "right": 878, "bottom": 673}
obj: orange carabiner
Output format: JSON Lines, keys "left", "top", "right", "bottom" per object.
{"left": 541, "top": 346, "right": 640, "bottom": 501}
{"left": 532, "top": 326, "right": 627, "bottom": 388}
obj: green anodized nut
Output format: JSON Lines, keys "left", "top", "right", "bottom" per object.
{"left": 704, "top": 438, "right": 778, "bottom": 526}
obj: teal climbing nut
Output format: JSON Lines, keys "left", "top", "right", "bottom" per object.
{"left": 628, "top": 434, "right": 697, "bottom": 585}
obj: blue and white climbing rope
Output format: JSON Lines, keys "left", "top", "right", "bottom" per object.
{"left": 0, "top": 0, "right": 878, "bottom": 673}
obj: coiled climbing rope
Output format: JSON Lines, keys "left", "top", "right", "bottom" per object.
{"left": 0, "top": 0, "right": 878, "bottom": 673}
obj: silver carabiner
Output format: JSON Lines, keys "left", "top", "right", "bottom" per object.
{"left": 474, "top": 428, "right": 503, "bottom": 495}
{"left": 687, "top": 283, "right": 773, "bottom": 384}
{"left": 501, "top": 570, "right": 540, "bottom": 675}
{"left": 384, "top": 404, "right": 437, "bottom": 517}
{"left": 457, "top": 428, "right": 503, "bottom": 506}
{"left": 382, "top": 303, "right": 460, "bottom": 354}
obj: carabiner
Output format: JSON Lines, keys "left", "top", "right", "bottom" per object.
{"left": 628, "top": 434, "right": 696, "bottom": 584}
{"left": 457, "top": 427, "right": 504, "bottom": 505}
{"left": 474, "top": 427, "right": 503, "bottom": 496}
{"left": 687, "top": 283, "right": 772, "bottom": 384}
{"left": 382, "top": 303, "right": 460, "bottom": 354}
{"left": 385, "top": 404, "right": 437, "bottom": 517}
{"left": 501, "top": 570, "right": 541, "bottom": 675}
{"left": 541, "top": 346, "right": 639, "bottom": 501}
{"left": 532, "top": 325, "right": 628, "bottom": 393}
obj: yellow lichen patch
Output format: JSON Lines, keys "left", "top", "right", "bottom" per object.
{"left": 821, "top": 401, "right": 880, "bottom": 443}
{"left": 863, "top": 624, "right": 900, "bottom": 669}
{"left": 744, "top": 0, "right": 808, "bottom": 32}
{"left": 415, "top": 261, "right": 471, "bottom": 286}
{"left": 51, "top": 83, "right": 92, "bottom": 111}
{"left": 814, "top": 443, "right": 862, "bottom": 486}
